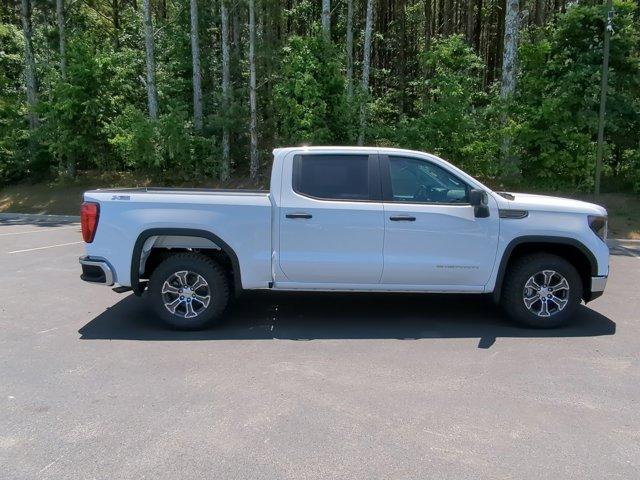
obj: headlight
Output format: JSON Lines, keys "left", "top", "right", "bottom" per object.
{"left": 588, "top": 215, "right": 608, "bottom": 241}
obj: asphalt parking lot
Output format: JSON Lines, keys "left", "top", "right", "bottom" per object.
{"left": 1, "top": 215, "right": 639, "bottom": 479}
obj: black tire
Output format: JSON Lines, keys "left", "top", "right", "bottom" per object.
{"left": 501, "top": 253, "right": 583, "bottom": 328}
{"left": 148, "top": 252, "right": 229, "bottom": 330}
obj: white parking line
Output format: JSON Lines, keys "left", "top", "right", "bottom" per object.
{"left": 7, "top": 241, "right": 83, "bottom": 254}
{"left": 0, "top": 226, "right": 79, "bottom": 236}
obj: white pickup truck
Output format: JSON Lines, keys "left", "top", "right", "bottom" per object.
{"left": 79, "top": 147, "right": 609, "bottom": 329}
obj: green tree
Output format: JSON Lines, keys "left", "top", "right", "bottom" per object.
{"left": 0, "top": 23, "right": 33, "bottom": 183}
{"left": 373, "top": 35, "right": 500, "bottom": 178}
{"left": 515, "top": 0, "right": 640, "bottom": 190}
{"left": 273, "top": 34, "right": 352, "bottom": 145}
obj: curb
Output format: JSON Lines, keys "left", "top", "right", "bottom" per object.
{"left": 0, "top": 213, "right": 80, "bottom": 223}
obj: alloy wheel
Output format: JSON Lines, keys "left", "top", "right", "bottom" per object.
{"left": 161, "top": 270, "right": 211, "bottom": 318}
{"left": 522, "top": 269, "right": 570, "bottom": 317}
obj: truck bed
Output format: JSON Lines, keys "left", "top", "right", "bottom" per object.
{"left": 83, "top": 187, "right": 273, "bottom": 289}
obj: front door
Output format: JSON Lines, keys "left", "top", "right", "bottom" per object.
{"left": 380, "top": 155, "right": 499, "bottom": 288}
{"left": 278, "top": 153, "right": 385, "bottom": 285}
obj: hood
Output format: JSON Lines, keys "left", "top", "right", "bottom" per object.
{"left": 494, "top": 192, "right": 607, "bottom": 216}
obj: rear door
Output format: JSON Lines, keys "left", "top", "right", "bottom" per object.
{"left": 380, "top": 154, "right": 499, "bottom": 288}
{"left": 278, "top": 153, "right": 384, "bottom": 284}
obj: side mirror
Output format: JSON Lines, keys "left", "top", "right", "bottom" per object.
{"left": 469, "top": 189, "right": 486, "bottom": 206}
{"left": 469, "top": 189, "right": 490, "bottom": 218}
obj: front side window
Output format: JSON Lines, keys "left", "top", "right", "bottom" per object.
{"left": 388, "top": 156, "right": 469, "bottom": 204}
{"left": 293, "top": 154, "right": 370, "bottom": 201}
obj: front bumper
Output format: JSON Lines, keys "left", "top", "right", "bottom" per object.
{"left": 79, "top": 256, "right": 115, "bottom": 286}
{"left": 588, "top": 275, "right": 608, "bottom": 301}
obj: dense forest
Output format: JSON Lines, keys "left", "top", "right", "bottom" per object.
{"left": 0, "top": 0, "right": 639, "bottom": 191}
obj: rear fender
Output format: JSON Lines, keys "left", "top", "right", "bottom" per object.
{"left": 131, "top": 228, "right": 241, "bottom": 295}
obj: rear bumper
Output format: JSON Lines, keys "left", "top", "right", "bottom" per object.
{"left": 79, "top": 256, "right": 115, "bottom": 286}
{"left": 587, "top": 275, "right": 608, "bottom": 301}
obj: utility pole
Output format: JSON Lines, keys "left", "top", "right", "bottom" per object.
{"left": 595, "top": 0, "right": 614, "bottom": 196}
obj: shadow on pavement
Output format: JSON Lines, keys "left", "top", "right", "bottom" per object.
{"left": 79, "top": 291, "right": 615, "bottom": 349}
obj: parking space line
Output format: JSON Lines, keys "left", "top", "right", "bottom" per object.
{"left": 0, "top": 226, "right": 79, "bottom": 236}
{"left": 7, "top": 241, "right": 83, "bottom": 254}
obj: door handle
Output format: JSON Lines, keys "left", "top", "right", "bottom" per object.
{"left": 389, "top": 215, "right": 416, "bottom": 221}
{"left": 286, "top": 213, "right": 313, "bottom": 219}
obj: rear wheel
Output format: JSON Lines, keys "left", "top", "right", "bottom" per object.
{"left": 148, "top": 252, "right": 229, "bottom": 330}
{"left": 501, "top": 253, "right": 582, "bottom": 328}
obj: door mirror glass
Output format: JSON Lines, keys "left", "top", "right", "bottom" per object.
{"left": 469, "top": 189, "right": 487, "bottom": 206}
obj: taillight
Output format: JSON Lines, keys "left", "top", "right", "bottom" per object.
{"left": 81, "top": 202, "right": 100, "bottom": 243}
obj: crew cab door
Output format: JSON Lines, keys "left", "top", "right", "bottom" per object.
{"left": 277, "top": 153, "right": 384, "bottom": 284}
{"left": 380, "top": 155, "right": 499, "bottom": 288}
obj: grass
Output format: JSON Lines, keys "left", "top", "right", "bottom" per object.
{"left": 574, "top": 192, "right": 640, "bottom": 239}
{"left": 0, "top": 171, "right": 266, "bottom": 217}
{"left": 1, "top": 173, "right": 639, "bottom": 239}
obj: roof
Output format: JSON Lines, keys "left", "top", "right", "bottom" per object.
{"left": 273, "top": 146, "right": 434, "bottom": 156}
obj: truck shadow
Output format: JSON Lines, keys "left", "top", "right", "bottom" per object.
{"left": 78, "top": 292, "right": 616, "bottom": 349}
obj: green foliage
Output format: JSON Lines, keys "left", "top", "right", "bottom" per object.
{"left": 370, "top": 35, "right": 501, "bottom": 178}
{"left": 514, "top": 0, "right": 640, "bottom": 190}
{"left": 273, "top": 34, "right": 353, "bottom": 144}
{"left": 106, "top": 106, "right": 219, "bottom": 182}
{"left": 38, "top": 37, "right": 110, "bottom": 173}
{"left": 1, "top": 0, "right": 639, "bottom": 193}
{"left": 0, "top": 23, "right": 30, "bottom": 183}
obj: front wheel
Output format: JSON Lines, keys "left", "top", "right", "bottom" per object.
{"left": 148, "top": 252, "right": 229, "bottom": 330}
{"left": 501, "top": 253, "right": 583, "bottom": 328}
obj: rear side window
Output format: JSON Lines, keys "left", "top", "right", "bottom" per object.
{"left": 293, "top": 154, "right": 371, "bottom": 201}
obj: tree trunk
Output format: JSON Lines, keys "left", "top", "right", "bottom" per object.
{"left": 345, "top": 0, "right": 353, "bottom": 101}
{"left": 20, "top": 0, "right": 38, "bottom": 131}
{"left": 248, "top": 0, "right": 258, "bottom": 180}
{"left": 220, "top": 0, "right": 231, "bottom": 181}
{"left": 443, "top": 0, "right": 452, "bottom": 35}
{"left": 190, "top": 0, "right": 203, "bottom": 130}
{"left": 56, "top": 0, "right": 66, "bottom": 79}
{"left": 500, "top": 0, "right": 518, "bottom": 100}
{"left": 398, "top": 0, "right": 407, "bottom": 115}
{"left": 159, "top": 0, "right": 167, "bottom": 19}
{"left": 534, "top": 0, "right": 545, "bottom": 26}
{"left": 142, "top": 0, "right": 159, "bottom": 119}
{"left": 112, "top": 0, "right": 120, "bottom": 49}
{"left": 424, "top": 0, "right": 432, "bottom": 49}
{"left": 56, "top": 0, "right": 75, "bottom": 176}
{"left": 466, "top": 0, "right": 474, "bottom": 44}
{"left": 321, "top": 0, "right": 330, "bottom": 42}
{"left": 474, "top": 0, "right": 482, "bottom": 51}
{"left": 232, "top": 6, "right": 240, "bottom": 67}
{"left": 357, "top": 0, "right": 374, "bottom": 146}
{"left": 500, "top": 0, "right": 519, "bottom": 171}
